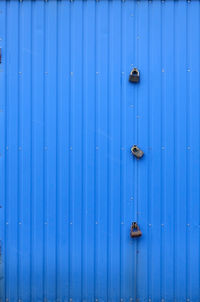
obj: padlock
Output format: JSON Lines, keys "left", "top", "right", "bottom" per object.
{"left": 131, "top": 145, "right": 144, "bottom": 159}
{"left": 130, "top": 222, "right": 142, "bottom": 238}
{"left": 129, "top": 68, "right": 140, "bottom": 83}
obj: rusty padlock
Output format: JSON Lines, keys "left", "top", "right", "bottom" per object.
{"left": 131, "top": 145, "right": 144, "bottom": 159}
{"left": 130, "top": 222, "right": 142, "bottom": 238}
{"left": 129, "top": 68, "right": 140, "bottom": 83}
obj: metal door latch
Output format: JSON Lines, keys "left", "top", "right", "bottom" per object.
{"left": 129, "top": 68, "right": 140, "bottom": 83}
{"left": 130, "top": 222, "right": 142, "bottom": 238}
{"left": 131, "top": 145, "right": 144, "bottom": 159}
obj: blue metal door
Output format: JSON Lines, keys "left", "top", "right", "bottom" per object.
{"left": 0, "top": 0, "right": 200, "bottom": 301}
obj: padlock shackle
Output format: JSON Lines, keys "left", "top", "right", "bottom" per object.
{"left": 131, "top": 68, "right": 139, "bottom": 76}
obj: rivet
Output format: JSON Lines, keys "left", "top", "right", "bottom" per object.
{"left": 45, "top": 71, "right": 48, "bottom": 75}
{"left": 6, "top": 222, "right": 8, "bottom": 225}
{"left": 70, "top": 147, "right": 72, "bottom": 150}
{"left": 131, "top": 14, "right": 134, "bottom": 17}
{"left": 96, "top": 221, "right": 98, "bottom": 224}
{"left": 122, "top": 71, "right": 125, "bottom": 74}
{"left": 136, "top": 115, "right": 140, "bottom": 119}
{"left": 69, "top": 298, "right": 72, "bottom": 302}
{"left": 44, "top": 146, "right": 48, "bottom": 150}
{"left": 187, "top": 146, "right": 191, "bottom": 150}
{"left": 130, "top": 197, "right": 134, "bottom": 200}
{"left": 19, "top": 222, "right": 22, "bottom": 225}
{"left": 121, "top": 222, "right": 124, "bottom": 224}
{"left": 96, "top": 72, "right": 99, "bottom": 75}
{"left": 187, "top": 69, "right": 191, "bottom": 72}
{"left": 161, "top": 224, "right": 164, "bottom": 227}
{"left": 162, "top": 69, "right": 164, "bottom": 73}
{"left": 70, "top": 72, "right": 73, "bottom": 75}
{"left": 149, "top": 224, "right": 152, "bottom": 227}
{"left": 19, "top": 72, "right": 22, "bottom": 75}
{"left": 6, "top": 146, "right": 8, "bottom": 150}
{"left": 44, "top": 222, "right": 47, "bottom": 225}
{"left": 161, "top": 146, "right": 165, "bottom": 150}
{"left": 187, "top": 224, "right": 190, "bottom": 227}
{"left": 137, "top": 36, "right": 140, "bottom": 40}
{"left": 121, "top": 147, "right": 125, "bottom": 151}
{"left": 130, "top": 104, "right": 134, "bottom": 108}
{"left": 19, "top": 147, "right": 22, "bottom": 150}
{"left": 70, "top": 222, "right": 72, "bottom": 225}
{"left": 0, "top": 38, "right": 2, "bottom": 41}
{"left": 96, "top": 146, "right": 99, "bottom": 150}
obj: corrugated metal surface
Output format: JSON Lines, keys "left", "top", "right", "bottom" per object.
{"left": 0, "top": 0, "right": 200, "bottom": 301}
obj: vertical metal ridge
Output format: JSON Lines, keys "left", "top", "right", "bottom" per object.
{"left": 106, "top": 1, "right": 110, "bottom": 300}
{"left": 94, "top": 1, "right": 97, "bottom": 300}
{"left": 199, "top": 4, "right": 200, "bottom": 299}
{"left": 68, "top": 1, "right": 72, "bottom": 298}
{"left": 147, "top": 2, "right": 151, "bottom": 299}
{"left": 173, "top": 2, "right": 177, "bottom": 298}
{"left": 135, "top": 1, "right": 138, "bottom": 298}
{"left": 81, "top": 1, "right": 84, "bottom": 300}
{"left": 186, "top": 1, "right": 189, "bottom": 300}
{"left": 147, "top": 2, "right": 150, "bottom": 299}
{"left": 120, "top": 1, "right": 125, "bottom": 299}
{"left": 4, "top": 2, "right": 7, "bottom": 300}
{"left": 56, "top": 2, "right": 60, "bottom": 298}
{"left": 0, "top": 0, "right": 6, "bottom": 300}
{"left": 43, "top": 1, "right": 46, "bottom": 299}
{"left": 160, "top": 1, "right": 165, "bottom": 301}
{"left": 160, "top": 1, "right": 163, "bottom": 299}
{"left": 173, "top": 2, "right": 176, "bottom": 299}
{"left": 119, "top": 1, "right": 122, "bottom": 300}
{"left": 17, "top": 1, "right": 20, "bottom": 300}
{"left": 30, "top": 1, "right": 33, "bottom": 300}
{"left": 42, "top": 3, "right": 48, "bottom": 299}
{"left": 55, "top": 1, "right": 58, "bottom": 300}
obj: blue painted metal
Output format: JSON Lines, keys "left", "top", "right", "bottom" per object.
{"left": 0, "top": 0, "right": 200, "bottom": 301}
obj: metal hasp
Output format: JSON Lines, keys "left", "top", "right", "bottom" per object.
{"left": 130, "top": 222, "right": 142, "bottom": 238}
{"left": 131, "top": 145, "right": 144, "bottom": 159}
{"left": 129, "top": 68, "right": 140, "bottom": 83}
